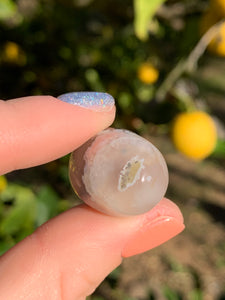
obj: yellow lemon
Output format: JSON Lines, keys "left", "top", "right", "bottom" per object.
{"left": 172, "top": 111, "right": 217, "bottom": 160}
{"left": 4, "top": 42, "right": 20, "bottom": 61}
{"left": 200, "top": 10, "right": 225, "bottom": 57}
{"left": 0, "top": 175, "right": 7, "bottom": 192}
{"left": 209, "top": 21, "right": 225, "bottom": 56}
{"left": 137, "top": 63, "right": 159, "bottom": 84}
{"left": 3, "top": 41, "right": 26, "bottom": 65}
{"left": 210, "top": 0, "right": 225, "bottom": 17}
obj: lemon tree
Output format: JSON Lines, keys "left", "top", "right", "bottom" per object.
{"left": 172, "top": 111, "right": 217, "bottom": 160}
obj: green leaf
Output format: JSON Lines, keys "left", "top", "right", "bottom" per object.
{"left": 134, "top": 0, "right": 166, "bottom": 40}
{"left": 212, "top": 139, "right": 225, "bottom": 158}
{"left": 189, "top": 289, "right": 203, "bottom": 300}
{"left": 0, "top": 0, "right": 16, "bottom": 20}
{"left": 163, "top": 285, "right": 181, "bottom": 300}
{"left": 36, "top": 185, "right": 59, "bottom": 226}
{"left": 85, "top": 68, "right": 104, "bottom": 91}
{"left": 0, "top": 239, "right": 15, "bottom": 255}
{"left": 0, "top": 184, "right": 37, "bottom": 237}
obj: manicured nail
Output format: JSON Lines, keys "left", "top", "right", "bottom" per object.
{"left": 122, "top": 217, "right": 185, "bottom": 258}
{"left": 58, "top": 92, "right": 115, "bottom": 112}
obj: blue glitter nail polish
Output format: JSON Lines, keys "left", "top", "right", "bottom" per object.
{"left": 58, "top": 92, "right": 115, "bottom": 112}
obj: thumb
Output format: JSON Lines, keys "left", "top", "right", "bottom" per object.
{"left": 0, "top": 198, "right": 184, "bottom": 300}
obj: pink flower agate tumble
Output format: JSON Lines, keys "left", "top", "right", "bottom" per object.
{"left": 69, "top": 129, "right": 169, "bottom": 217}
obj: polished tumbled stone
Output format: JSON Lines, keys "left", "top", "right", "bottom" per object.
{"left": 69, "top": 129, "right": 169, "bottom": 217}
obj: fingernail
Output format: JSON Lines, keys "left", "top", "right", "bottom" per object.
{"left": 122, "top": 217, "right": 185, "bottom": 258}
{"left": 58, "top": 92, "right": 115, "bottom": 112}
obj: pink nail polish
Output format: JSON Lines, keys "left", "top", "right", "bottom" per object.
{"left": 122, "top": 217, "right": 185, "bottom": 258}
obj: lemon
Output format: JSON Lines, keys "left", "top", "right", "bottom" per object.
{"left": 4, "top": 42, "right": 20, "bottom": 61}
{"left": 200, "top": 10, "right": 225, "bottom": 57}
{"left": 209, "top": 21, "right": 225, "bottom": 57}
{"left": 3, "top": 41, "right": 26, "bottom": 65}
{"left": 172, "top": 111, "right": 217, "bottom": 160}
{"left": 210, "top": 0, "right": 225, "bottom": 17}
{"left": 137, "top": 63, "right": 159, "bottom": 84}
{"left": 0, "top": 175, "right": 7, "bottom": 192}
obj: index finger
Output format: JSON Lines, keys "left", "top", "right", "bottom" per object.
{"left": 0, "top": 95, "right": 115, "bottom": 175}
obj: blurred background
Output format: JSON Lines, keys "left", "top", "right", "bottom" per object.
{"left": 0, "top": 0, "right": 225, "bottom": 299}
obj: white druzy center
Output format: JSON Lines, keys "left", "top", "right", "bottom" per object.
{"left": 118, "top": 156, "right": 145, "bottom": 192}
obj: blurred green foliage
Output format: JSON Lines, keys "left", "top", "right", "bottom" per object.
{"left": 0, "top": 0, "right": 16, "bottom": 20}
{"left": 0, "top": 0, "right": 206, "bottom": 124}
{"left": 1, "top": 0, "right": 224, "bottom": 142}
{"left": 134, "top": 0, "right": 166, "bottom": 40}
{"left": 0, "top": 177, "right": 70, "bottom": 255}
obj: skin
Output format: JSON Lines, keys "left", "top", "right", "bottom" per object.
{"left": 0, "top": 96, "right": 185, "bottom": 300}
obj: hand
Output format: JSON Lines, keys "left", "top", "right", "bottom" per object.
{"left": 0, "top": 95, "right": 184, "bottom": 300}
